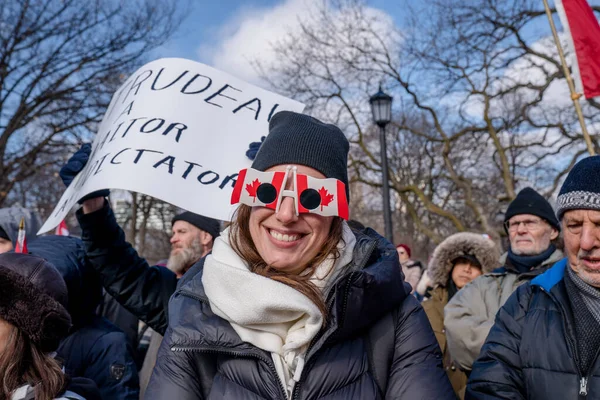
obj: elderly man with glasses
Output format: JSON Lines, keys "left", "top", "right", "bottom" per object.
{"left": 444, "top": 187, "right": 563, "bottom": 377}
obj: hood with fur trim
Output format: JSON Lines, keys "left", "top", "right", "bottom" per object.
{"left": 428, "top": 232, "right": 500, "bottom": 287}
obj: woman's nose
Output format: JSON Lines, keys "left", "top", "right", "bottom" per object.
{"left": 276, "top": 197, "right": 298, "bottom": 224}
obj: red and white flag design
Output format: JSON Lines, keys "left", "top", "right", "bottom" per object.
{"left": 555, "top": 0, "right": 600, "bottom": 99}
{"left": 55, "top": 220, "right": 70, "bottom": 236}
{"left": 231, "top": 168, "right": 286, "bottom": 209}
{"left": 296, "top": 174, "right": 349, "bottom": 220}
{"left": 15, "top": 217, "right": 27, "bottom": 254}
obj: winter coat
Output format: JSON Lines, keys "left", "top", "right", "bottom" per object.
{"left": 0, "top": 206, "right": 40, "bottom": 245}
{"left": 76, "top": 200, "right": 177, "bottom": 335}
{"left": 467, "top": 259, "right": 600, "bottom": 399}
{"left": 423, "top": 287, "right": 467, "bottom": 397}
{"left": 146, "top": 229, "right": 455, "bottom": 399}
{"left": 401, "top": 259, "right": 422, "bottom": 292}
{"left": 28, "top": 235, "right": 139, "bottom": 400}
{"left": 11, "top": 386, "right": 85, "bottom": 400}
{"left": 11, "top": 377, "right": 102, "bottom": 400}
{"left": 444, "top": 249, "right": 563, "bottom": 372}
{"left": 422, "top": 232, "right": 500, "bottom": 398}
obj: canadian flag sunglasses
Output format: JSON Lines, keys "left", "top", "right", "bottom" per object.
{"left": 231, "top": 166, "right": 349, "bottom": 220}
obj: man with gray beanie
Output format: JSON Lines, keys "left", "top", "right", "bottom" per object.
{"left": 467, "top": 156, "right": 600, "bottom": 399}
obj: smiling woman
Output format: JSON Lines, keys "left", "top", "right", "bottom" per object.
{"left": 146, "top": 111, "right": 455, "bottom": 400}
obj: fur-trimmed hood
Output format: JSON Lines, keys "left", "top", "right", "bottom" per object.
{"left": 428, "top": 232, "right": 500, "bottom": 287}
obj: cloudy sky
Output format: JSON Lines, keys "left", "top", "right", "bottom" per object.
{"left": 154, "top": 0, "right": 403, "bottom": 84}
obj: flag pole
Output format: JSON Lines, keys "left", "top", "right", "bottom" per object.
{"left": 542, "top": 0, "right": 596, "bottom": 156}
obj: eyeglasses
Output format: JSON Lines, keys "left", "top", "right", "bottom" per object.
{"left": 504, "top": 218, "right": 544, "bottom": 232}
{"left": 231, "top": 166, "right": 349, "bottom": 220}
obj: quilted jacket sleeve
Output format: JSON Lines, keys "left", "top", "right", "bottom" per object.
{"left": 76, "top": 200, "right": 177, "bottom": 335}
{"left": 465, "top": 285, "right": 530, "bottom": 399}
{"left": 144, "top": 326, "right": 204, "bottom": 400}
{"left": 386, "top": 296, "right": 456, "bottom": 399}
{"left": 444, "top": 277, "right": 494, "bottom": 371}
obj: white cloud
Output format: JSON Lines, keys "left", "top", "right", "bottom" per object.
{"left": 197, "top": 0, "right": 316, "bottom": 84}
{"left": 197, "top": 0, "right": 397, "bottom": 87}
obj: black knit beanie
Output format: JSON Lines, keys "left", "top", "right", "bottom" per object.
{"left": 504, "top": 187, "right": 560, "bottom": 232}
{"left": 557, "top": 155, "right": 600, "bottom": 219}
{"left": 251, "top": 111, "right": 350, "bottom": 199}
{"left": 172, "top": 212, "right": 221, "bottom": 239}
{"left": 0, "top": 253, "right": 71, "bottom": 353}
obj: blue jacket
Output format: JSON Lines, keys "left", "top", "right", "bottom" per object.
{"left": 467, "top": 258, "right": 600, "bottom": 399}
{"left": 147, "top": 229, "right": 455, "bottom": 399}
{"left": 28, "top": 235, "right": 140, "bottom": 400}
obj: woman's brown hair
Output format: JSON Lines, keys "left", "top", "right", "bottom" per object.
{"left": 229, "top": 204, "right": 344, "bottom": 318}
{"left": 0, "top": 324, "right": 67, "bottom": 400}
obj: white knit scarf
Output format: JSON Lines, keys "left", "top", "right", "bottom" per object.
{"left": 202, "top": 223, "right": 356, "bottom": 398}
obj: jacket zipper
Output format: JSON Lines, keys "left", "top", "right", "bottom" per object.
{"left": 539, "top": 287, "right": 590, "bottom": 398}
{"left": 291, "top": 240, "right": 378, "bottom": 400}
{"left": 580, "top": 377, "right": 588, "bottom": 398}
{"left": 171, "top": 345, "right": 288, "bottom": 399}
{"left": 579, "top": 344, "right": 600, "bottom": 398}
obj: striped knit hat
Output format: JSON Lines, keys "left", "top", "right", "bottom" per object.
{"left": 556, "top": 156, "right": 600, "bottom": 218}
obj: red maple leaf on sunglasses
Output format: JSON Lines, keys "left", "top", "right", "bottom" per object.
{"left": 318, "top": 187, "right": 334, "bottom": 210}
{"left": 246, "top": 179, "right": 261, "bottom": 202}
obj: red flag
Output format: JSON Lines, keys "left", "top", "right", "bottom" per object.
{"left": 15, "top": 217, "right": 27, "bottom": 254}
{"left": 555, "top": 0, "right": 600, "bottom": 99}
{"left": 55, "top": 220, "right": 70, "bottom": 236}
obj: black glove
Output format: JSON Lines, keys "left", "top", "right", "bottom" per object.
{"left": 60, "top": 143, "right": 110, "bottom": 202}
{"left": 246, "top": 136, "right": 265, "bottom": 161}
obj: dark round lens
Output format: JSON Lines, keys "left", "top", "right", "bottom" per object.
{"left": 257, "top": 183, "right": 277, "bottom": 204}
{"left": 299, "top": 188, "right": 321, "bottom": 210}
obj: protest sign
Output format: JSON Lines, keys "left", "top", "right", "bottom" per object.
{"left": 39, "top": 58, "right": 305, "bottom": 233}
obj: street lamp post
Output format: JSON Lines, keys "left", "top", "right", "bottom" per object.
{"left": 369, "top": 86, "right": 394, "bottom": 243}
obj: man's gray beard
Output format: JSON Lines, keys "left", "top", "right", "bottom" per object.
{"left": 167, "top": 238, "right": 203, "bottom": 276}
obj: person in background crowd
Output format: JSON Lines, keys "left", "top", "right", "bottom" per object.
{"left": 146, "top": 111, "right": 454, "bottom": 399}
{"left": 60, "top": 143, "right": 221, "bottom": 398}
{"left": 0, "top": 206, "right": 40, "bottom": 253}
{"left": 422, "top": 232, "right": 500, "bottom": 398}
{"left": 468, "top": 156, "right": 600, "bottom": 398}
{"left": 0, "top": 252, "right": 101, "bottom": 400}
{"left": 397, "top": 243, "right": 423, "bottom": 293}
{"left": 28, "top": 235, "right": 139, "bottom": 400}
{"left": 445, "top": 187, "right": 563, "bottom": 374}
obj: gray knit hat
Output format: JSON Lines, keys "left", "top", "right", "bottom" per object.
{"left": 251, "top": 111, "right": 350, "bottom": 199}
{"left": 556, "top": 156, "right": 600, "bottom": 218}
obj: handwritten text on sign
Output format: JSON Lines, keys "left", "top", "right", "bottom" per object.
{"left": 39, "top": 58, "right": 305, "bottom": 233}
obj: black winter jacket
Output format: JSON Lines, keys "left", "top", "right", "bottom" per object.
{"left": 467, "top": 258, "right": 600, "bottom": 399}
{"left": 76, "top": 201, "right": 177, "bottom": 335}
{"left": 146, "top": 229, "right": 455, "bottom": 399}
{"left": 27, "top": 235, "right": 139, "bottom": 400}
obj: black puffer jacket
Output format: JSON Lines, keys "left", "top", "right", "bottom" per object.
{"left": 467, "top": 259, "right": 600, "bottom": 399}
{"left": 76, "top": 200, "right": 177, "bottom": 335}
{"left": 146, "top": 229, "right": 455, "bottom": 399}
